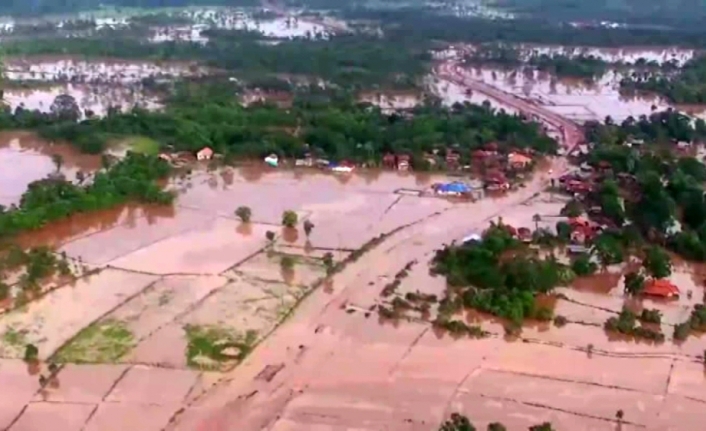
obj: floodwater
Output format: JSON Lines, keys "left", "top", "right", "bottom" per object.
{"left": 459, "top": 65, "right": 673, "bottom": 122}
{"left": 0, "top": 131, "right": 101, "bottom": 206}
{"left": 512, "top": 45, "right": 696, "bottom": 66}
{"left": 4, "top": 84, "right": 162, "bottom": 118}
{"left": 430, "top": 78, "right": 519, "bottom": 114}
{"left": 357, "top": 90, "right": 422, "bottom": 113}
{"left": 5, "top": 56, "right": 208, "bottom": 84}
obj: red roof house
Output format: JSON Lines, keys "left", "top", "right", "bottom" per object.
{"left": 643, "top": 279, "right": 680, "bottom": 298}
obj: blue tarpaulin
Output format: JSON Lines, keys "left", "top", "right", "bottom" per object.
{"left": 437, "top": 182, "right": 470, "bottom": 193}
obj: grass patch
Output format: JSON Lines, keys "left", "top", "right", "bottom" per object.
{"left": 184, "top": 324, "right": 258, "bottom": 371}
{"left": 54, "top": 319, "right": 134, "bottom": 363}
{"left": 125, "top": 136, "right": 160, "bottom": 155}
{"left": 2, "top": 327, "right": 27, "bottom": 348}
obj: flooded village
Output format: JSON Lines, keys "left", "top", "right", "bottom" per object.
{"left": 1, "top": 1, "right": 706, "bottom": 430}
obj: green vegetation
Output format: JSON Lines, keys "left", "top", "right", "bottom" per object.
{"left": 577, "top": 111, "right": 706, "bottom": 262}
{"left": 184, "top": 324, "right": 257, "bottom": 370}
{"left": 3, "top": 327, "right": 28, "bottom": 351}
{"left": 235, "top": 206, "right": 252, "bottom": 223}
{"left": 23, "top": 343, "right": 39, "bottom": 362}
{"left": 621, "top": 55, "right": 706, "bottom": 104}
{"left": 439, "top": 413, "right": 555, "bottom": 431}
{"left": 604, "top": 307, "right": 665, "bottom": 342}
{"left": 123, "top": 136, "right": 160, "bottom": 155}
{"left": 282, "top": 210, "right": 298, "bottom": 228}
{"left": 54, "top": 320, "right": 134, "bottom": 363}
{"left": 0, "top": 152, "right": 173, "bottom": 238}
{"left": 4, "top": 88, "right": 557, "bottom": 166}
{"left": 673, "top": 304, "right": 706, "bottom": 341}
{"left": 432, "top": 222, "right": 571, "bottom": 326}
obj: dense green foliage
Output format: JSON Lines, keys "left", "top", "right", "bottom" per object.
{"left": 620, "top": 56, "right": 706, "bottom": 104}
{"left": 0, "top": 152, "right": 173, "bottom": 238}
{"left": 580, "top": 111, "right": 706, "bottom": 261}
{"left": 1, "top": 88, "right": 557, "bottom": 163}
{"left": 604, "top": 307, "right": 665, "bottom": 342}
{"left": 1, "top": 33, "right": 429, "bottom": 91}
{"left": 432, "top": 223, "right": 571, "bottom": 325}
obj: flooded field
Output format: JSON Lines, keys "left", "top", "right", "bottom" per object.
{"left": 510, "top": 44, "right": 696, "bottom": 66}
{"left": 454, "top": 66, "right": 672, "bottom": 122}
{"left": 4, "top": 84, "right": 162, "bottom": 118}
{"left": 0, "top": 131, "right": 101, "bottom": 206}
{"left": 5, "top": 57, "right": 208, "bottom": 84}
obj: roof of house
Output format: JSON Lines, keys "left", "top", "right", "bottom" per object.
{"left": 509, "top": 153, "right": 532, "bottom": 164}
{"left": 197, "top": 147, "right": 213, "bottom": 155}
{"left": 643, "top": 279, "right": 680, "bottom": 298}
{"left": 437, "top": 182, "right": 470, "bottom": 193}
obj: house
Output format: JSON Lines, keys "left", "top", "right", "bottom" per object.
{"left": 446, "top": 151, "right": 461, "bottom": 169}
{"left": 508, "top": 152, "right": 532, "bottom": 169}
{"left": 643, "top": 279, "right": 680, "bottom": 298}
{"left": 397, "top": 154, "right": 411, "bottom": 171}
{"left": 196, "top": 147, "right": 213, "bottom": 161}
{"left": 264, "top": 154, "right": 279, "bottom": 167}
{"left": 484, "top": 172, "right": 509, "bottom": 190}
{"left": 382, "top": 153, "right": 396, "bottom": 169}
{"left": 330, "top": 160, "right": 355, "bottom": 173}
{"left": 517, "top": 227, "right": 533, "bottom": 242}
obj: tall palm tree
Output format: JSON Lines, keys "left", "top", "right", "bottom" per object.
{"left": 532, "top": 213, "right": 541, "bottom": 231}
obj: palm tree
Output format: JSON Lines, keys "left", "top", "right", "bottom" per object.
{"left": 235, "top": 206, "right": 252, "bottom": 223}
{"left": 532, "top": 213, "right": 541, "bottom": 231}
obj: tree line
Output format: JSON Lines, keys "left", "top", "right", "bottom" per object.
{"left": 620, "top": 55, "right": 706, "bottom": 104}
{"left": 0, "top": 152, "right": 173, "bottom": 238}
{"left": 0, "top": 86, "right": 558, "bottom": 164}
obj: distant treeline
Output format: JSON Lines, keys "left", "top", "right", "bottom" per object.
{"left": 0, "top": 0, "right": 259, "bottom": 16}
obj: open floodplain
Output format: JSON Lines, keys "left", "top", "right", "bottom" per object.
{"left": 1, "top": 143, "right": 705, "bottom": 430}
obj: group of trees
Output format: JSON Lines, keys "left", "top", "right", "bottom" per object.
{"left": 440, "top": 413, "right": 554, "bottom": 431}
{"left": 432, "top": 223, "right": 572, "bottom": 326}
{"left": 578, "top": 111, "right": 706, "bottom": 262}
{"left": 0, "top": 152, "right": 173, "bottom": 238}
{"left": 620, "top": 55, "right": 706, "bottom": 104}
{"left": 0, "top": 88, "right": 557, "bottom": 165}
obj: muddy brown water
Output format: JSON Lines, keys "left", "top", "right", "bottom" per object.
{"left": 0, "top": 131, "right": 101, "bottom": 207}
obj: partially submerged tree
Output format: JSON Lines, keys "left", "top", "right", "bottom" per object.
{"left": 642, "top": 246, "right": 672, "bottom": 279}
{"left": 265, "top": 230, "right": 275, "bottom": 242}
{"left": 282, "top": 210, "right": 298, "bottom": 228}
{"left": 50, "top": 94, "right": 81, "bottom": 122}
{"left": 624, "top": 271, "right": 645, "bottom": 296}
{"left": 303, "top": 219, "right": 315, "bottom": 237}
{"left": 51, "top": 154, "right": 64, "bottom": 173}
{"left": 235, "top": 206, "right": 252, "bottom": 223}
{"left": 23, "top": 344, "right": 39, "bottom": 362}
{"left": 322, "top": 252, "right": 335, "bottom": 274}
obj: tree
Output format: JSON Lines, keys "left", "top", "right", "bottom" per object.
{"left": 51, "top": 154, "right": 63, "bottom": 173}
{"left": 323, "top": 252, "right": 335, "bottom": 274}
{"left": 23, "top": 344, "right": 38, "bottom": 362}
{"left": 266, "top": 230, "right": 276, "bottom": 242}
{"left": 439, "top": 413, "right": 476, "bottom": 431}
{"left": 282, "top": 210, "right": 298, "bottom": 228}
{"left": 560, "top": 200, "right": 583, "bottom": 217}
{"left": 571, "top": 254, "right": 597, "bottom": 276}
{"left": 50, "top": 94, "right": 81, "bottom": 122}
{"left": 303, "top": 219, "right": 315, "bottom": 237}
{"left": 624, "top": 271, "right": 645, "bottom": 296}
{"left": 532, "top": 213, "right": 541, "bottom": 231}
{"left": 487, "top": 423, "right": 507, "bottom": 431}
{"left": 235, "top": 206, "right": 252, "bottom": 223}
{"left": 642, "top": 246, "right": 672, "bottom": 279}
{"left": 529, "top": 423, "right": 555, "bottom": 431}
